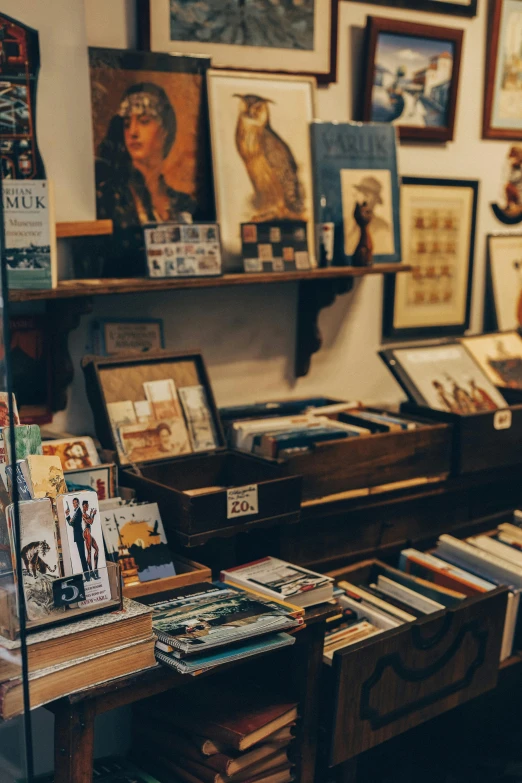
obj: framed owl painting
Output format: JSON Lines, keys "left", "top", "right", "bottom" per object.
{"left": 207, "top": 69, "right": 316, "bottom": 270}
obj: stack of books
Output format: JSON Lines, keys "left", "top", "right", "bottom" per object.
{"left": 134, "top": 682, "right": 298, "bottom": 783}
{"left": 136, "top": 582, "right": 303, "bottom": 676}
{"left": 0, "top": 598, "right": 155, "bottom": 719}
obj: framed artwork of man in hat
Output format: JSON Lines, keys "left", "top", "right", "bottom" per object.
{"left": 311, "top": 121, "right": 401, "bottom": 265}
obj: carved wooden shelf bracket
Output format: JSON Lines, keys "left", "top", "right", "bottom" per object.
{"left": 295, "top": 277, "right": 353, "bottom": 378}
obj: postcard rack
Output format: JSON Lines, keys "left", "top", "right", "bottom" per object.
{"left": 0, "top": 563, "right": 122, "bottom": 641}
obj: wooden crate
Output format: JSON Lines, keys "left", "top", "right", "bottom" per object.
{"left": 323, "top": 559, "right": 507, "bottom": 765}
{"left": 280, "top": 409, "right": 452, "bottom": 502}
{"left": 401, "top": 402, "right": 522, "bottom": 474}
{"left": 82, "top": 351, "right": 302, "bottom": 546}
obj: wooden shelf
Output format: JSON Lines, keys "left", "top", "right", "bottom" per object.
{"left": 8, "top": 264, "right": 410, "bottom": 303}
{"left": 55, "top": 219, "right": 113, "bottom": 239}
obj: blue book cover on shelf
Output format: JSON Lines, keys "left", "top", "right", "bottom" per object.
{"left": 311, "top": 122, "right": 401, "bottom": 264}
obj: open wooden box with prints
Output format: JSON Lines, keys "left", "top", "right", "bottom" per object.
{"left": 82, "top": 350, "right": 302, "bottom": 546}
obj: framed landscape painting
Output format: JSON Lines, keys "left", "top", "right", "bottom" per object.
{"left": 484, "top": 0, "right": 522, "bottom": 140}
{"left": 383, "top": 177, "right": 478, "bottom": 339}
{"left": 362, "top": 17, "right": 464, "bottom": 142}
{"left": 207, "top": 70, "right": 316, "bottom": 270}
{"left": 345, "top": 0, "right": 477, "bottom": 18}
{"left": 138, "top": 0, "right": 339, "bottom": 83}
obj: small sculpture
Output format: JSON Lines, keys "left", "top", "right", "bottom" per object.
{"left": 352, "top": 201, "right": 374, "bottom": 267}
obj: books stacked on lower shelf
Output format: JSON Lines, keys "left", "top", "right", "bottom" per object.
{"left": 0, "top": 598, "right": 155, "bottom": 720}
{"left": 135, "top": 582, "right": 302, "bottom": 676}
{"left": 134, "top": 682, "right": 298, "bottom": 783}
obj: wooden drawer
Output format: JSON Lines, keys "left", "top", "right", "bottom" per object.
{"left": 324, "top": 560, "right": 508, "bottom": 765}
{"left": 281, "top": 416, "right": 452, "bottom": 502}
{"left": 401, "top": 402, "right": 522, "bottom": 474}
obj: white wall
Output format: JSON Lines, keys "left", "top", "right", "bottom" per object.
{"left": 16, "top": 0, "right": 516, "bottom": 435}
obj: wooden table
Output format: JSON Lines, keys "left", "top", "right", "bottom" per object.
{"left": 47, "top": 604, "right": 335, "bottom": 783}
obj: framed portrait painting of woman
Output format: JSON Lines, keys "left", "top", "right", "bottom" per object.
{"left": 88, "top": 48, "right": 213, "bottom": 276}
{"left": 137, "top": 0, "right": 338, "bottom": 84}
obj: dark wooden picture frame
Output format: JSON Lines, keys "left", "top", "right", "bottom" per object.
{"left": 361, "top": 17, "right": 464, "bottom": 142}
{"left": 136, "top": 0, "right": 340, "bottom": 85}
{"left": 344, "top": 0, "right": 477, "bottom": 17}
{"left": 483, "top": 0, "right": 522, "bottom": 140}
{"left": 383, "top": 176, "right": 478, "bottom": 340}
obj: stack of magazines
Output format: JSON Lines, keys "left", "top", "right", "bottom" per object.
{"left": 136, "top": 582, "right": 303, "bottom": 675}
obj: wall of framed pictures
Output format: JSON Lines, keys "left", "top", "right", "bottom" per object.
{"left": 8, "top": 0, "right": 518, "bottom": 427}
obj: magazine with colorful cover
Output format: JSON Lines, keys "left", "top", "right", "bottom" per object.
{"left": 137, "top": 582, "right": 298, "bottom": 655}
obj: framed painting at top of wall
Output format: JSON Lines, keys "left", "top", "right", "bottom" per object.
{"left": 137, "top": 0, "right": 339, "bottom": 84}
{"left": 484, "top": 0, "right": 522, "bottom": 140}
{"left": 207, "top": 69, "right": 316, "bottom": 270}
{"left": 383, "top": 177, "right": 478, "bottom": 340}
{"left": 362, "top": 17, "right": 464, "bottom": 142}
{"left": 344, "top": 0, "right": 476, "bottom": 18}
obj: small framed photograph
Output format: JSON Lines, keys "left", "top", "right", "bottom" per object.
{"left": 379, "top": 342, "right": 508, "bottom": 413}
{"left": 484, "top": 0, "right": 522, "bottom": 140}
{"left": 487, "top": 233, "right": 522, "bottom": 330}
{"left": 383, "top": 177, "right": 478, "bottom": 340}
{"left": 345, "top": 0, "right": 477, "bottom": 17}
{"left": 137, "top": 0, "right": 339, "bottom": 84}
{"left": 144, "top": 222, "right": 222, "bottom": 278}
{"left": 362, "top": 17, "right": 464, "bottom": 142}
{"left": 461, "top": 331, "right": 522, "bottom": 390}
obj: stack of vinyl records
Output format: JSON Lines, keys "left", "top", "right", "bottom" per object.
{"left": 134, "top": 682, "right": 298, "bottom": 783}
{"left": 135, "top": 582, "right": 303, "bottom": 676}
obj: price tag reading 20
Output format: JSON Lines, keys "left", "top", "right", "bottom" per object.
{"left": 227, "top": 484, "right": 259, "bottom": 519}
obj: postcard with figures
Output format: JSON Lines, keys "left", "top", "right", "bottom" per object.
{"left": 380, "top": 343, "right": 508, "bottom": 414}
{"left": 3, "top": 425, "right": 43, "bottom": 465}
{"left": 461, "top": 332, "right": 522, "bottom": 390}
{"left": 55, "top": 490, "right": 111, "bottom": 605}
{"left": 26, "top": 456, "right": 67, "bottom": 500}
{"left": 7, "top": 498, "right": 63, "bottom": 623}
{"left": 118, "top": 418, "right": 191, "bottom": 464}
{"left": 100, "top": 502, "right": 176, "bottom": 583}
{"left": 41, "top": 437, "right": 100, "bottom": 471}
{"left": 143, "top": 379, "right": 183, "bottom": 421}
{"left": 64, "top": 464, "right": 116, "bottom": 502}
{"left": 178, "top": 385, "right": 218, "bottom": 452}
{"left": 0, "top": 393, "right": 20, "bottom": 429}
{"left": 311, "top": 122, "right": 400, "bottom": 265}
